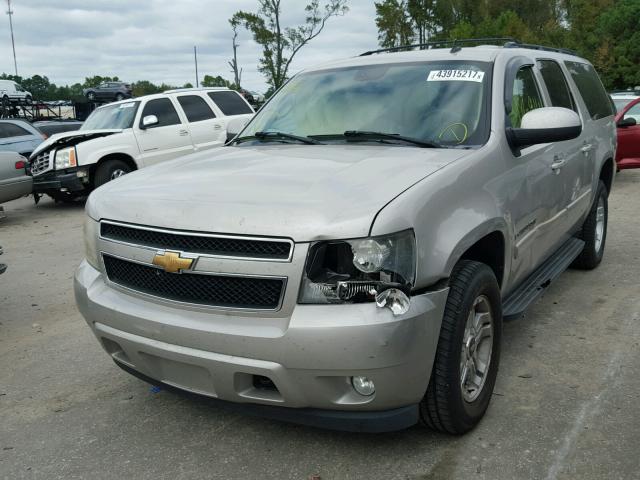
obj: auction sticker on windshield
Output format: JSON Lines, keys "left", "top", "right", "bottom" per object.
{"left": 427, "top": 70, "right": 485, "bottom": 82}
{"left": 119, "top": 103, "right": 136, "bottom": 109}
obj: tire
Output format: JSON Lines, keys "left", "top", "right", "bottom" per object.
{"left": 86, "top": 92, "right": 96, "bottom": 101}
{"left": 94, "top": 159, "right": 132, "bottom": 188}
{"left": 420, "top": 260, "right": 502, "bottom": 434}
{"left": 25, "top": 95, "right": 32, "bottom": 105}
{"left": 115, "top": 93, "right": 125, "bottom": 101}
{"left": 571, "top": 180, "right": 608, "bottom": 270}
{"left": 1, "top": 95, "right": 9, "bottom": 108}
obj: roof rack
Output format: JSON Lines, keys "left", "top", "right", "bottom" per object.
{"left": 360, "top": 38, "right": 579, "bottom": 57}
{"left": 503, "top": 41, "right": 578, "bottom": 56}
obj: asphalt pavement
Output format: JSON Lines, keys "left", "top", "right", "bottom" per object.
{"left": 1, "top": 171, "right": 639, "bottom": 480}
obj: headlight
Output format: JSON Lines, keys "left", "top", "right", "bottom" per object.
{"left": 54, "top": 146, "right": 77, "bottom": 170}
{"left": 298, "top": 230, "right": 415, "bottom": 304}
{"left": 83, "top": 216, "right": 100, "bottom": 270}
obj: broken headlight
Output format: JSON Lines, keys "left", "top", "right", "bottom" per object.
{"left": 298, "top": 230, "right": 415, "bottom": 304}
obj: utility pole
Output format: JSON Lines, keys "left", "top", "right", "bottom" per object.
{"left": 193, "top": 45, "right": 199, "bottom": 87}
{"left": 6, "top": 0, "right": 18, "bottom": 76}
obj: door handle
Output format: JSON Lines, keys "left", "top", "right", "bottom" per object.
{"left": 179, "top": 130, "right": 189, "bottom": 136}
{"left": 581, "top": 143, "right": 593, "bottom": 154}
{"left": 551, "top": 156, "right": 566, "bottom": 172}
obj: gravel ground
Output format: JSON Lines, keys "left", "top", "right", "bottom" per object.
{"left": 1, "top": 171, "right": 639, "bottom": 480}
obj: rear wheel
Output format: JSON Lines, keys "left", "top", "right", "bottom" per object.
{"left": 572, "top": 180, "right": 608, "bottom": 270}
{"left": 86, "top": 91, "right": 96, "bottom": 101}
{"left": 420, "top": 260, "right": 502, "bottom": 434}
{"left": 25, "top": 95, "right": 32, "bottom": 105}
{"left": 115, "top": 93, "right": 125, "bottom": 101}
{"left": 1, "top": 95, "right": 9, "bottom": 108}
{"left": 94, "top": 159, "right": 132, "bottom": 188}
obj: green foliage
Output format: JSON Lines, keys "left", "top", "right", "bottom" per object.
{"left": 373, "top": 0, "right": 640, "bottom": 89}
{"left": 232, "top": 0, "right": 348, "bottom": 89}
{"left": 375, "top": 0, "right": 414, "bottom": 47}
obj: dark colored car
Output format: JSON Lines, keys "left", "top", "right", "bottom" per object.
{"left": 83, "top": 82, "right": 133, "bottom": 102}
{"left": 615, "top": 97, "right": 640, "bottom": 170}
{"left": 33, "top": 120, "right": 83, "bottom": 139}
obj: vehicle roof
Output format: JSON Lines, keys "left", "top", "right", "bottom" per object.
{"left": 163, "top": 87, "right": 231, "bottom": 94}
{"left": 302, "top": 45, "right": 589, "bottom": 73}
{"left": 100, "top": 87, "right": 236, "bottom": 109}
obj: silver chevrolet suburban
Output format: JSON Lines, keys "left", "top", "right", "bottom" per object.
{"left": 75, "top": 41, "right": 616, "bottom": 434}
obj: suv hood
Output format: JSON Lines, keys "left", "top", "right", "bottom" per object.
{"left": 88, "top": 145, "right": 467, "bottom": 241}
{"left": 30, "top": 129, "right": 122, "bottom": 158}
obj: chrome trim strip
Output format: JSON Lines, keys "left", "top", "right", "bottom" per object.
{"left": 99, "top": 219, "right": 294, "bottom": 263}
{"left": 100, "top": 252, "right": 288, "bottom": 312}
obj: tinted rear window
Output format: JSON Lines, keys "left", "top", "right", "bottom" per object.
{"left": 177, "top": 95, "right": 216, "bottom": 122}
{"left": 565, "top": 61, "right": 614, "bottom": 120}
{"left": 538, "top": 60, "right": 576, "bottom": 111}
{"left": 208, "top": 91, "right": 253, "bottom": 116}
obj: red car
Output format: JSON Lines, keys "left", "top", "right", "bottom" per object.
{"left": 615, "top": 97, "right": 640, "bottom": 170}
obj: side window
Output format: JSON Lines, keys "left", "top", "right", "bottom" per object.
{"left": 207, "top": 91, "right": 253, "bottom": 116}
{"left": 177, "top": 95, "right": 216, "bottom": 122}
{"left": 140, "top": 98, "right": 181, "bottom": 128}
{"left": 0, "top": 125, "right": 7, "bottom": 139}
{"left": 510, "top": 67, "right": 544, "bottom": 128}
{"left": 565, "top": 61, "right": 614, "bottom": 120}
{"left": 538, "top": 60, "right": 576, "bottom": 111}
{"left": 3, "top": 123, "right": 31, "bottom": 137}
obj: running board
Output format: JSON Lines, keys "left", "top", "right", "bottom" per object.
{"left": 502, "top": 238, "right": 585, "bottom": 321}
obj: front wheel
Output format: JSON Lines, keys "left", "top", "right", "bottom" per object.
{"left": 115, "top": 93, "right": 125, "bottom": 101}
{"left": 24, "top": 95, "right": 32, "bottom": 105}
{"left": 94, "top": 159, "right": 132, "bottom": 189}
{"left": 86, "top": 92, "right": 96, "bottom": 101}
{"left": 420, "top": 260, "right": 502, "bottom": 434}
{"left": 572, "top": 180, "right": 608, "bottom": 270}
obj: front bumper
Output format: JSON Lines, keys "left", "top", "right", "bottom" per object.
{"left": 32, "top": 169, "right": 88, "bottom": 194}
{"left": 74, "top": 261, "right": 449, "bottom": 432}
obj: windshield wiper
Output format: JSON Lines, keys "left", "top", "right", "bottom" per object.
{"left": 342, "top": 130, "right": 440, "bottom": 148}
{"left": 234, "top": 131, "right": 323, "bottom": 145}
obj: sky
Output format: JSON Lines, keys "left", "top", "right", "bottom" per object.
{"left": 0, "top": 0, "right": 379, "bottom": 93}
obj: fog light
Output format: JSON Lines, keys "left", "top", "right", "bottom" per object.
{"left": 351, "top": 376, "right": 375, "bottom": 396}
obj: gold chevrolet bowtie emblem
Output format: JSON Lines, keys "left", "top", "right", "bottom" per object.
{"left": 152, "top": 251, "right": 193, "bottom": 273}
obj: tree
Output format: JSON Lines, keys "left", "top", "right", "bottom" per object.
{"left": 232, "top": 0, "right": 349, "bottom": 89}
{"left": 228, "top": 18, "right": 243, "bottom": 89}
{"left": 201, "top": 75, "right": 233, "bottom": 88}
{"left": 375, "top": 0, "right": 413, "bottom": 48}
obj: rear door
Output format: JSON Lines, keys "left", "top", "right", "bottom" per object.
{"left": 564, "top": 61, "right": 616, "bottom": 227}
{"left": 133, "top": 98, "right": 194, "bottom": 167}
{"left": 537, "top": 59, "right": 590, "bottom": 235}
{"left": 206, "top": 90, "right": 254, "bottom": 133}
{"left": 174, "top": 93, "right": 225, "bottom": 151}
{"left": 617, "top": 100, "right": 640, "bottom": 165}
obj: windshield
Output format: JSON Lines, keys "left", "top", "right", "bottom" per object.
{"left": 81, "top": 101, "right": 140, "bottom": 130}
{"left": 241, "top": 61, "right": 492, "bottom": 147}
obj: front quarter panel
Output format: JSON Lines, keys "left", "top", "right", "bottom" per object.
{"left": 371, "top": 140, "right": 512, "bottom": 291}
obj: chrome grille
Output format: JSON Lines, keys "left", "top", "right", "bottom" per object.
{"left": 30, "top": 152, "right": 52, "bottom": 176}
{"left": 100, "top": 221, "right": 292, "bottom": 261}
{"left": 103, "top": 255, "right": 285, "bottom": 310}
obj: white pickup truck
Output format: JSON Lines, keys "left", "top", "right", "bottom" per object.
{"left": 29, "top": 87, "right": 254, "bottom": 202}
